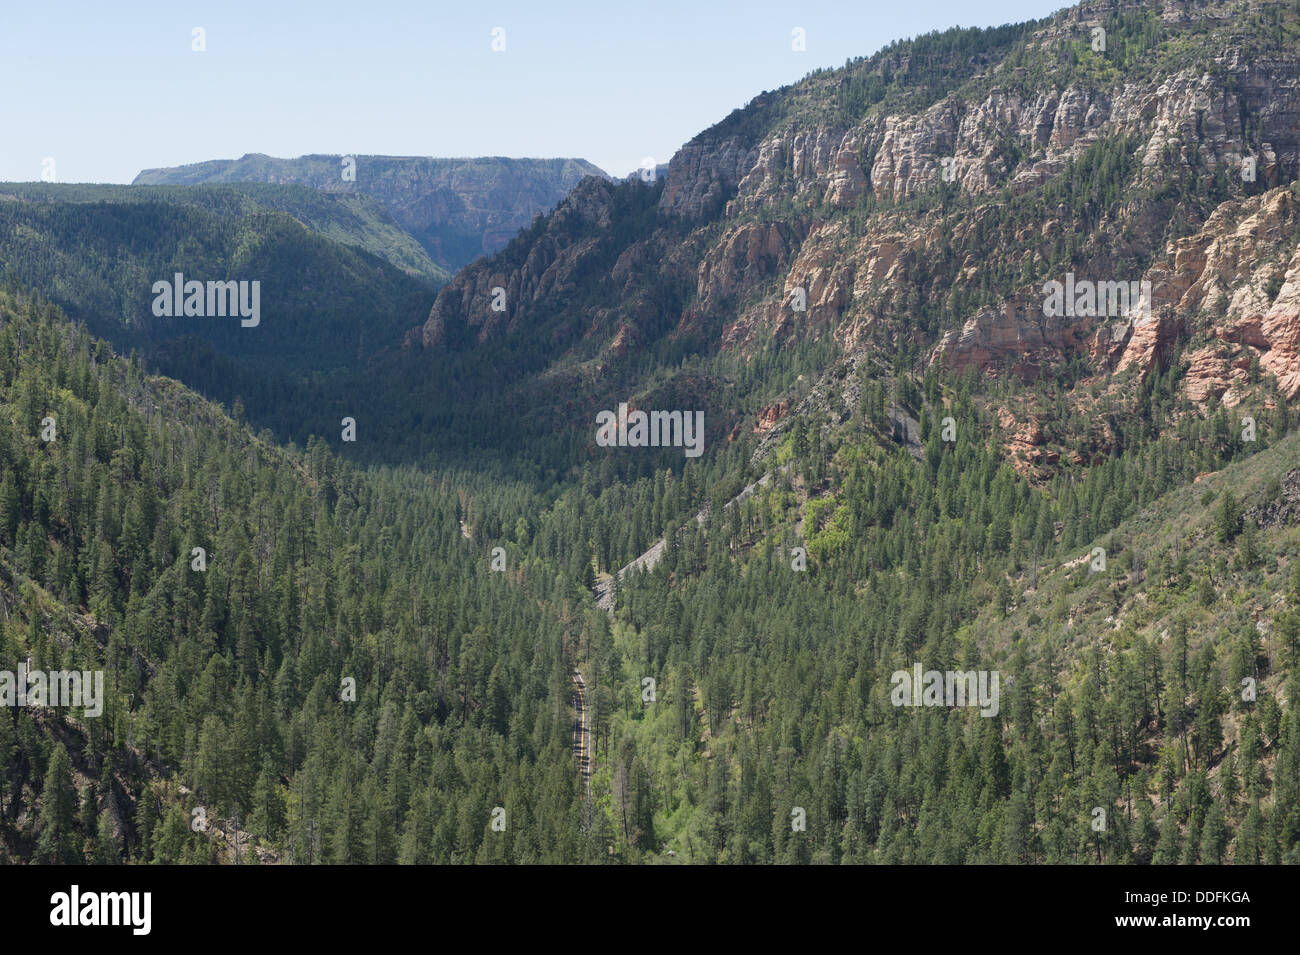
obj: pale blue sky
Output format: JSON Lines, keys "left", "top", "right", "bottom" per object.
{"left": 0, "top": 0, "right": 1068, "bottom": 183}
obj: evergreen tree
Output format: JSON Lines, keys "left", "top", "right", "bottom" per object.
{"left": 35, "top": 743, "right": 79, "bottom": 864}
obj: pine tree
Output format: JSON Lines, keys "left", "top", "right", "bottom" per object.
{"left": 1215, "top": 490, "right": 1240, "bottom": 542}
{"left": 251, "top": 756, "right": 285, "bottom": 841}
{"left": 1153, "top": 810, "right": 1180, "bottom": 864}
{"left": 1200, "top": 803, "right": 1228, "bottom": 864}
{"left": 35, "top": 743, "right": 80, "bottom": 864}
{"left": 134, "top": 790, "right": 160, "bottom": 863}
{"left": 1237, "top": 801, "right": 1264, "bottom": 864}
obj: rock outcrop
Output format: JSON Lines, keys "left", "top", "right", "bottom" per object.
{"left": 406, "top": 0, "right": 1300, "bottom": 480}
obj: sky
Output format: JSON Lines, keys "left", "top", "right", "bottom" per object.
{"left": 0, "top": 0, "right": 1069, "bottom": 184}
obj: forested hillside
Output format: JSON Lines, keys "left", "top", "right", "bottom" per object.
{"left": 0, "top": 181, "right": 449, "bottom": 287}
{"left": 571, "top": 361, "right": 1300, "bottom": 862}
{"left": 396, "top": 0, "right": 1300, "bottom": 483}
{"left": 0, "top": 183, "right": 442, "bottom": 447}
{"left": 3, "top": 0, "right": 1300, "bottom": 866}
{"left": 134, "top": 154, "right": 608, "bottom": 273}
{"left": 0, "top": 287, "right": 591, "bottom": 863}
{"left": 4, "top": 270, "right": 1298, "bottom": 863}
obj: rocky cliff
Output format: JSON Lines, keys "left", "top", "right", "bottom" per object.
{"left": 413, "top": 0, "right": 1300, "bottom": 477}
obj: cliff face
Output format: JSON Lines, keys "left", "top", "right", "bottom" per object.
{"left": 413, "top": 0, "right": 1300, "bottom": 476}
{"left": 419, "top": 176, "right": 625, "bottom": 349}
{"left": 134, "top": 154, "right": 608, "bottom": 273}
{"left": 661, "top": 136, "right": 760, "bottom": 220}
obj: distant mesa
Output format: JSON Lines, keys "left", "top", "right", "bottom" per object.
{"left": 134, "top": 154, "right": 610, "bottom": 273}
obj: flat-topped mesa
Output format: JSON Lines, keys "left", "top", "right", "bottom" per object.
{"left": 135, "top": 154, "right": 609, "bottom": 273}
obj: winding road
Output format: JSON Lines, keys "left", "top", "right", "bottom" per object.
{"left": 571, "top": 669, "right": 591, "bottom": 794}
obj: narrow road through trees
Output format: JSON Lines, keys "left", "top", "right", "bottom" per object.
{"left": 571, "top": 670, "right": 591, "bottom": 794}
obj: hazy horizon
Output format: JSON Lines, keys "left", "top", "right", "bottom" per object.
{"left": 0, "top": 0, "right": 1067, "bottom": 184}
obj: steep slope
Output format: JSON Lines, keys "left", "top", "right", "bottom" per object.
{"left": 6, "top": 0, "right": 1300, "bottom": 868}
{"left": 378, "top": 0, "right": 1300, "bottom": 864}
{"left": 582, "top": 400, "right": 1300, "bottom": 862}
{"left": 134, "top": 154, "right": 610, "bottom": 273}
{"left": 0, "top": 183, "right": 440, "bottom": 442}
{"left": 0, "top": 182, "right": 449, "bottom": 285}
{"left": 403, "top": 0, "right": 1300, "bottom": 483}
{"left": 0, "top": 285, "right": 588, "bottom": 864}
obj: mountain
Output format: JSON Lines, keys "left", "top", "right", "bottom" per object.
{"left": 4, "top": 0, "right": 1300, "bottom": 867}
{"left": 344, "top": 0, "right": 1300, "bottom": 863}
{"left": 0, "top": 181, "right": 449, "bottom": 285}
{"left": 403, "top": 0, "right": 1300, "bottom": 480}
{"left": 134, "top": 154, "right": 610, "bottom": 273}
{"left": 0, "top": 284, "right": 586, "bottom": 863}
{"left": 0, "top": 182, "right": 439, "bottom": 424}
